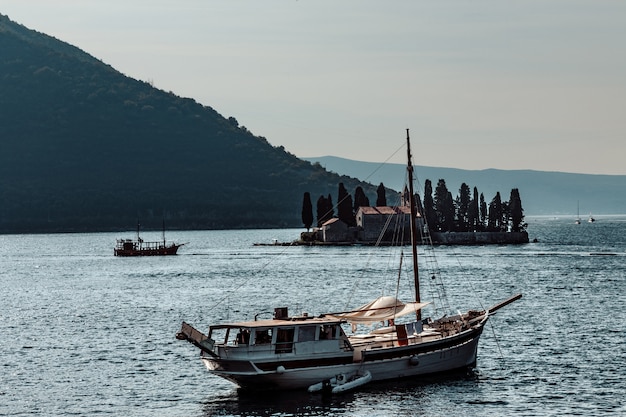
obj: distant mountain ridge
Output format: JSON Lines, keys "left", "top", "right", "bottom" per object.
{"left": 305, "top": 156, "right": 626, "bottom": 216}
{"left": 0, "top": 14, "right": 379, "bottom": 233}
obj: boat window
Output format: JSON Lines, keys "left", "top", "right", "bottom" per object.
{"left": 275, "top": 328, "right": 295, "bottom": 354}
{"left": 297, "top": 326, "right": 316, "bottom": 342}
{"left": 319, "top": 325, "right": 336, "bottom": 340}
{"left": 209, "top": 328, "right": 230, "bottom": 345}
{"left": 235, "top": 328, "right": 250, "bottom": 345}
{"left": 254, "top": 328, "right": 272, "bottom": 345}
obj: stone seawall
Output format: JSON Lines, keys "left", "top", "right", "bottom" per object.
{"left": 431, "top": 231, "right": 529, "bottom": 245}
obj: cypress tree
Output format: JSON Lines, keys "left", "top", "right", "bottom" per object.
{"left": 444, "top": 191, "right": 456, "bottom": 232}
{"left": 423, "top": 179, "right": 436, "bottom": 232}
{"left": 316, "top": 195, "right": 333, "bottom": 226}
{"left": 434, "top": 179, "right": 450, "bottom": 231}
{"left": 501, "top": 200, "right": 511, "bottom": 231}
{"left": 457, "top": 183, "right": 471, "bottom": 232}
{"left": 353, "top": 186, "right": 370, "bottom": 212}
{"left": 509, "top": 188, "right": 525, "bottom": 232}
{"left": 479, "top": 193, "right": 487, "bottom": 230}
{"left": 468, "top": 186, "right": 479, "bottom": 232}
{"left": 376, "top": 183, "right": 387, "bottom": 206}
{"left": 488, "top": 192, "right": 502, "bottom": 231}
{"left": 337, "top": 183, "right": 355, "bottom": 226}
{"left": 301, "top": 192, "right": 313, "bottom": 231}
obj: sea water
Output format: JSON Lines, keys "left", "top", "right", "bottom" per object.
{"left": 1, "top": 216, "right": 624, "bottom": 416}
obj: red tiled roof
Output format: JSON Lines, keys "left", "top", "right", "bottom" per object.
{"left": 356, "top": 206, "right": 419, "bottom": 217}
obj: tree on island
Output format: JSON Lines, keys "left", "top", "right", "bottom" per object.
{"left": 421, "top": 178, "right": 526, "bottom": 234}
{"left": 301, "top": 192, "right": 313, "bottom": 231}
{"left": 434, "top": 179, "right": 452, "bottom": 231}
{"left": 337, "top": 183, "right": 356, "bottom": 226}
{"left": 376, "top": 183, "right": 387, "bottom": 206}
{"left": 423, "top": 179, "right": 437, "bottom": 232}
{"left": 468, "top": 186, "right": 480, "bottom": 232}
{"left": 316, "top": 194, "right": 334, "bottom": 226}
{"left": 443, "top": 191, "right": 455, "bottom": 232}
{"left": 509, "top": 188, "right": 525, "bottom": 232}
{"left": 302, "top": 177, "right": 527, "bottom": 237}
{"left": 488, "top": 192, "right": 503, "bottom": 231}
{"left": 456, "top": 183, "right": 471, "bottom": 232}
{"left": 480, "top": 193, "right": 487, "bottom": 229}
{"left": 353, "top": 186, "right": 370, "bottom": 212}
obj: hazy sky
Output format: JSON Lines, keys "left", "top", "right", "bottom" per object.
{"left": 3, "top": 1, "right": 626, "bottom": 175}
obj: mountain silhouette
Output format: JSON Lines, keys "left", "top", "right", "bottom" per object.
{"left": 306, "top": 156, "right": 626, "bottom": 216}
{"left": 0, "top": 14, "right": 380, "bottom": 233}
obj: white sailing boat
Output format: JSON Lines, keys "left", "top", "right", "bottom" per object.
{"left": 575, "top": 201, "right": 581, "bottom": 224}
{"left": 176, "top": 129, "right": 521, "bottom": 392}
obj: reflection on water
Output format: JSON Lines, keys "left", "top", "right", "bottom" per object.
{"left": 201, "top": 369, "right": 480, "bottom": 417}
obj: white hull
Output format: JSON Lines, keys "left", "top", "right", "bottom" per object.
{"left": 200, "top": 323, "right": 483, "bottom": 391}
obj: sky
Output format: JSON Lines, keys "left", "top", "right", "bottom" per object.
{"left": 3, "top": 1, "right": 626, "bottom": 175}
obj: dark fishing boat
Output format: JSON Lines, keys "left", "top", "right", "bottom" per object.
{"left": 176, "top": 129, "right": 520, "bottom": 392}
{"left": 114, "top": 221, "right": 183, "bottom": 256}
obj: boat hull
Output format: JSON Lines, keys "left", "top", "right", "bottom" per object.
{"left": 114, "top": 244, "right": 181, "bottom": 256}
{"left": 200, "top": 324, "right": 484, "bottom": 391}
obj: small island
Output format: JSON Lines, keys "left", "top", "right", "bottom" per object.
{"left": 295, "top": 180, "right": 529, "bottom": 246}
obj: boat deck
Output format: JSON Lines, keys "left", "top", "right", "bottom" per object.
{"left": 348, "top": 326, "right": 445, "bottom": 361}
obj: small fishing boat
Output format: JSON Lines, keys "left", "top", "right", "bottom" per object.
{"left": 176, "top": 129, "right": 521, "bottom": 392}
{"left": 114, "top": 221, "right": 183, "bottom": 256}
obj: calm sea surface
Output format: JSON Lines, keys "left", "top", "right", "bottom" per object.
{"left": 1, "top": 216, "right": 625, "bottom": 416}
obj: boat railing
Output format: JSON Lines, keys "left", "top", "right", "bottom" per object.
{"left": 115, "top": 239, "right": 176, "bottom": 251}
{"left": 137, "top": 241, "right": 169, "bottom": 250}
{"left": 218, "top": 337, "right": 354, "bottom": 358}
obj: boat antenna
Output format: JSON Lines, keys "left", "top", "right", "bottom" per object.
{"left": 406, "top": 129, "right": 421, "bottom": 321}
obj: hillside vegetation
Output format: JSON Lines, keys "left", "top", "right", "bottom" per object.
{"left": 0, "top": 14, "right": 379, "bottom": 233}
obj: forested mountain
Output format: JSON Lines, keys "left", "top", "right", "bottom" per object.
{"left": 0, "top": 15, "right": 379, "bottom": 233}
{"left": 306, "top": 156, "right": 626, "bottom": 216}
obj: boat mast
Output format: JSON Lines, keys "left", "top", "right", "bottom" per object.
{"left": 136, "top": 222, "right": 142, "bottom": 249}
{"left": 406, "top": 129, "right": 421, "bottom": 320}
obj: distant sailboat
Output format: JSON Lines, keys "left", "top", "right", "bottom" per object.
{"left": 575, "top": 201, "right": 581, "bottom": 225}
{"left": 588, "top": 213, "right": 596, "bottom": 223}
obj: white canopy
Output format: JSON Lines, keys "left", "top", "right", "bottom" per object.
{"left": 327, "top": 296, "right": 430, "bottom": 324}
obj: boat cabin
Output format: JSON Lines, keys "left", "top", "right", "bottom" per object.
{"left": 206, "top": 309, "right": 354, "bottom": 360}
{"left": 116, "top": 239, "right": 137, "bottom": 252}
